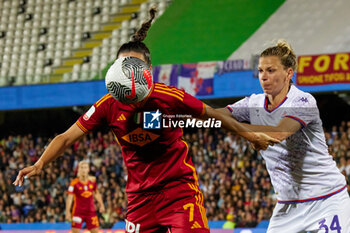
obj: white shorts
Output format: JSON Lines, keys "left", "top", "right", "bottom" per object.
{"left": 267, "top": 189, "right": 350, "bottom": 233}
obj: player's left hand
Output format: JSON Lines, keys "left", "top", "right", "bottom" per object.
{"left": 252, "top": 132, "right": 280, "bottom": 150}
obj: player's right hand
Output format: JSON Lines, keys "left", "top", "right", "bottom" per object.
{"left": 65, "top": 212, "right": 71, "bottom": 222}
{"left": 13, "top": 160, "right": 44, "bottom": 187}
{"left": 252, "top": 132, "right": 280, "bottom": 150}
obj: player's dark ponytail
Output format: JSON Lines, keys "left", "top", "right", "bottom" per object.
{"left": 117, "top": 8, "right": 157, "bottom": 65}
{"left": 132, "top": 8, "right": 156, "bottom": 42}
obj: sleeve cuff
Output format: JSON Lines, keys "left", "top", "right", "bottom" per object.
{"left": 226, "top": 105, "right": 233, "bottom": 113}
{"left": 76, "top": 120, "right": 89, "bottom": 133}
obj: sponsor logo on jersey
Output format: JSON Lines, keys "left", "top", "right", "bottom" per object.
{"left": 191, "top": 221, "right": 202, "bottom": 229}
{"left": 125, "top": 219, "right": 141, "bottom": 233}
{"left": 122, "top": 128, "right": 160, "bottom": 147}
{"left": 68, "top": 186, "right": 74, "bottom": 192}
{"left": 83, "top": 106, "right": 95, "bottom": 121}
{"left": 117, "top": 113, "right": 127, "bottom": 121}
{"left": 81, "top": 191, "right": 92, "bottom": 198}
{"left": 72, "top": 216, "right": 82, "bottom": 223}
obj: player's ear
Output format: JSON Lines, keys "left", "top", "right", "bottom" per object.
{"left": 149, "top": 64, "right": 152, "bottom": 72}
{"left": 286, "top": 68, "right": 293, "bottom": 81}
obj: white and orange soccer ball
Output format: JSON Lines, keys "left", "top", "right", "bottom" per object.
{"left": 105, "top": 56, "right": 153, "bottom": 104}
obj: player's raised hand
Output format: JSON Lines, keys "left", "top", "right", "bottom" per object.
{"left": 252, "top": 132, "right": 280, "bottom": 150}
{"left": 13, "top": 160, "right": 44, "bottom": 187}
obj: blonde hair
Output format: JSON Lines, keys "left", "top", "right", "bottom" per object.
{"left": 260, "top": 39, "right": 297, "bottom": 72}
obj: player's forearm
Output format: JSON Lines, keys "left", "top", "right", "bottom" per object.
{"left": 35, "top": 134, "right": 74, "bottom": 168}
{"left": 203, "top": 105, "right": 258, "bottom": 142}
{"left": 240, "top": 123, "right": 293, "bottom": 141}
{"left": 65, "top": 196, "right": 73, "bottom": 213}
{"left": 95, "top": 193, "right": 104, "bottom": 208}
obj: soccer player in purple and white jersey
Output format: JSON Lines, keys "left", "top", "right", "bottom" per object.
{"left": 221, "top": 40, "right": 350, "bottom": 232}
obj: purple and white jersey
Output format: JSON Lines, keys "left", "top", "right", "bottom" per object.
{"left": 227, "top": 85, "right": 346, "bottom": 203}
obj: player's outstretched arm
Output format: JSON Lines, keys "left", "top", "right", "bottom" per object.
{"left": 217, "top": 107, "right": 301, "bottom": 141}
{"left": 241, "top": 117, "right": 302, "bottom": 141}
{"left": 13, "top": 123, "right": 85, "bottom": 186}
{"left": 202, "top": 105, "right": 279, "bottom": 150}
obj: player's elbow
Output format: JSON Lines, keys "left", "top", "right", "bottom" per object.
{"left": 54, "top": 133, "right": 74, "bottom": 148}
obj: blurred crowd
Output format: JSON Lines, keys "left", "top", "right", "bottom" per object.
{"left": 0, "top": 120, "right": 349, "bottom": 228}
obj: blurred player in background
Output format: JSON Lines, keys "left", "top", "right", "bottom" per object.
{"left": 14, "top": 8, "right": 278, "bottom": 233}
{"left": 65, "top": 161, "right": 105, "bottom": 233}
{"left": 220, "top": 40, "right": 350, "bottom": 232}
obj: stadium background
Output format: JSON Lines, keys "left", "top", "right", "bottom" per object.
{"left": 0, "top": 0, "right": 350, "bottom": 232}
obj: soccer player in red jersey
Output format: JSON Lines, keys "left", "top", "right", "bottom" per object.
{"left": 14, "top": 8, "right": 278, "bottom": 233}
{"left": 65, "top": 161, "right": 105, "bottom": 233}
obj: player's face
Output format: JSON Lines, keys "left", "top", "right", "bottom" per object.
{"left": 79, "top": 163, "right": 89, "bottom": 176}
{"left": 258, "top": 56, "right": 292, "bottom": 97}
{"left": 118, "top": 51, "right": 152, "bottom": 71}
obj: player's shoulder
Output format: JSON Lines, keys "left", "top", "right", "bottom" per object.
{"left": 88, "top": 176, "right": 96, "bottom": 183}
{"left": 289, "top": 85, "right": 316, "bottom": 106}
{"left": 70, "top": 177, "right": 80, "bottom": 186}
{"left": 246, "top": 93, "right": 264, "bottom": 104}
{"left": 152, "top": 82, "right": 185, "bottom": 102}
{"left": 94, "top": 93, "right": 115, "bottom": 107}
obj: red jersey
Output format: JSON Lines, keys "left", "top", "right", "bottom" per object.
{"left": 76, "top": 83, "right": 205, "bottom": 194}
{"left": 68, "top": 177, "right": 97, "bottom": 215}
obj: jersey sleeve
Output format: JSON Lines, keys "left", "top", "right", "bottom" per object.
{"left": 283, "top": 94, "right": 318, "bottom": 127}
{"left": 226, "top": 97, "right": 250, "bottom": 122}
{"left": 176, "top": 91, "right": 205, "bottom": 117}
{"left": 67, "top": 181, "right": 75, "bottom": 194}
{"left": 76, "top": 94, "right": 112, "bottom": 133}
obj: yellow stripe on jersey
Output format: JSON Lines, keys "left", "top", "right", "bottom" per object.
{"left": 187, "top": 183, "right": 209, "bottom": 229}
{"left": 96, "top": 94, "right": 112, "bottom": 107}
{"left": 111, "top": 131, "right": 121, "bottom": 146}
{"left": 72, "top": 194, "right": 77, "bottom": 215}
{"left": 155, "top": 83, "right": 184, "bottom": 97}
{"left": 95, "top": 94, "right": 109, "bottom": 106}
{"left": 187, "top": 184, "right": 207, "bottom": 229}
{"left": 181, "top": 140, "right": 198, "bottom": 186}
{"left": 200, "top": 102, "right": 206, "bottom": 117}
{"left": 154, "top": 89, "right": 184, "bottom": 102}
{"left": 76, "top": 120, "right": 88, "bottom": 133}
{"left": 154, "top": 83, "right": 184, "bottom": 101}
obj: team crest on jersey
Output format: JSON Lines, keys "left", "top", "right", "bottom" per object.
{"left": 122, "top": 128, "right": 159, "bottom": 146}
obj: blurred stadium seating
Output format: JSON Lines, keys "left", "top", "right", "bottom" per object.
{"left": 229, "top": 0, "right": 350, "bottom": 61}
{"left": 0, "top": 0, "right": 171, "bottom": 86}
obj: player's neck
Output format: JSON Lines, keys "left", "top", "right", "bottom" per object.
{"left": 266, "top": 85, "right": 290, "bottom": 110}
{"left": 79, "top": 176, "right": 88, "bottom": 183}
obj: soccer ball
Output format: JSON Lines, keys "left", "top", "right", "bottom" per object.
{"left": 105, "top": 56, "right": 153, "bottom": 104}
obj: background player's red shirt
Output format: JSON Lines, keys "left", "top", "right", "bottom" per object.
{"left": 67, "top": 177, "right": 97, "bottom": 215}
{"left": 76, "top": 83, "right": 205, "bottom": 194}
